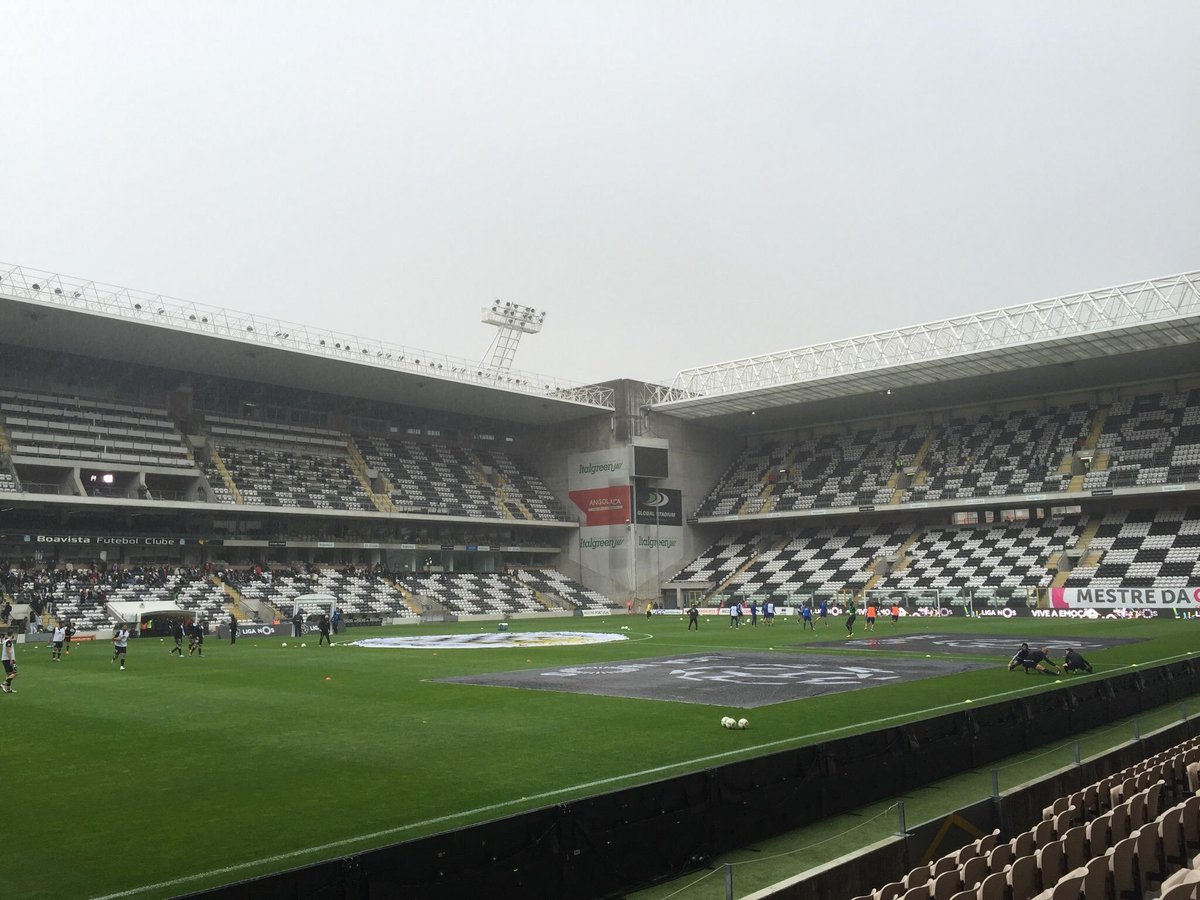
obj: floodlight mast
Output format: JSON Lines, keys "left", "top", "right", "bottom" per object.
{"left": 481, "top": 300, "right": 545, "bottom": 371}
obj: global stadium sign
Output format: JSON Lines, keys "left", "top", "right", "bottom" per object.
{"left": 1050, "top": 586, "right": 1200, "bottom": 609}
{"left": 346, "top": 631, "right": 630, "bottom": 650}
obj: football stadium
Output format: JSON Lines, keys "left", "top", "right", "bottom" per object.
{"left": 5, "top": 263, "right": 1200, "bottom": 900}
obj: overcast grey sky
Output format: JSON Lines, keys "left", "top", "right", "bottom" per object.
{"left": 3, "top": 2, "right": 1198, "bottom": 387}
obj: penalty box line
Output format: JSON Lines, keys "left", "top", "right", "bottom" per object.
{"left": 91, "top": 651, "right": 1194, "bottom": 900}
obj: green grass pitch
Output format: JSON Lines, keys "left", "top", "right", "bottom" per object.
{"left": 9, "top": 613, "right": 1197, "bottom": 899}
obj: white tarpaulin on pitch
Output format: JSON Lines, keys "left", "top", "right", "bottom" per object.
{"left": 106, "top": 600, "right": 188, "bottom": 623}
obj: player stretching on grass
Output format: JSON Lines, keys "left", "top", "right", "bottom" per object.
{"left": 1008, "top": 643, "right": 1060, "bottom": 675}
{"left": 2, "top": 629, "right": 17, "bottom": 693}
{"left": 1063, "top": 648, "right": 1094, "bottom": 674}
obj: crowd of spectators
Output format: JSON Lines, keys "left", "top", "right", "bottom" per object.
{"left": 1, "top": 562, "right": 210, "bottom": 623}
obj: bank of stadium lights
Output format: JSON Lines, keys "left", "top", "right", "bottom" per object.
{"left": 481, "top": 300, "right": 545, "bottom": 372}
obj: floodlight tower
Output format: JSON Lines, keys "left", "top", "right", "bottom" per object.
{"left": 481, "top": 300, "right": 545, "bottom": 371}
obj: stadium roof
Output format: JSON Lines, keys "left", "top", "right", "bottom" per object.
{"left": 648, "top": 270, "right": 1200, "bottom": 431}
{"left": 0, "top": 263, "right": 613, "bottom": 425}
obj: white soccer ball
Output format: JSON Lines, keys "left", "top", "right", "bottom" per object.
{"left": 738, "top": 718, "right": 749, "bottom": 730}
{"left": 301, "top": 643, "right": 307, "bottom": 648}
{"left": 281, "top": 642, "right": 287, "bottom": 647}
{"left": 721, "top": 716, "right": 735, "bottom": 729}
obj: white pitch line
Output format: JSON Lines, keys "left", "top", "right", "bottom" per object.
{"left": 90, "top": 650, "right": 1192, "bottom": 900}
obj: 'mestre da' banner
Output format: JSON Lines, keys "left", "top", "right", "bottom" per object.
{"left": 1051, "top": 586, "right": 1200, "bottom": 609}
{"left": 568, "top": 449, "right": 632, "bottom": 526}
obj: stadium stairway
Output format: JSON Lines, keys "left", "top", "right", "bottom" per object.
{"left": 530, "top": 587, "right": 567, "bottom": 611}
{"left": 709, "top": 533, "right": 790, "bottom": 600}
{"left": 498, "top": 482, "right": 532, "bottom": 519}
{"left": 380, "top": 576, "right": 424, "bottom": 615}
{"left": 883, "top": 526, "right": 926, "bottom": 577}
{"left": 0, "top": 419, "right": 11, "bottom": 458}
{"left": 208, "top": 447, "right": 244, "bottom": 504}
{"left": 215, "top": 577, "right": 262, "bottom": 621}
{"left": 887, "top": 430, "right": 937, "bottom": 502}
{"left": 346, "top": 440, "right": 395, "bottom": 513}
{"left": 1069, "top": 407, "right": 1112, "bottom": 491}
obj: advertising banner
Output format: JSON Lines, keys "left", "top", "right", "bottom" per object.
{"left": 568, "top": 449, "right": 632, "bottom": 527}
{"left": 570, "top": 485, "right": 632, "bottom": 526}
{"left": 633, "top": 487, "right": 682, "bottom": 527}
{"left": 0, "top": 533, "right": 221, "bottom": 546}
{"left": 1050, "top": 586, "right": 1200, "bottom": 609}
{"left": 217, "top": 623, "right": 292, "bottom": 639}
{"left": 575, "top": 525, "right": 631, "bottom": 594}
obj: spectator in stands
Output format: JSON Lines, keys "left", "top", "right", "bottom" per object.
{"left": 1063, "top": 648, "right": 1094, "bottom": 674}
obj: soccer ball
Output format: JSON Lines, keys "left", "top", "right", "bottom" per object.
{"left": 721, "top": 716, "right": 735, "bottom": 729}
{"left": 281, "top": 642, "right": 287, "bottom": 647}
{"left": 737, "top": 718, "right": 749, "bottom": 729}
{"left": 301, "top": 643, "right": 307, "bottom": 648}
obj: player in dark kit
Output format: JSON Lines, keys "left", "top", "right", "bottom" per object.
{"left": 1008, "top": 642, "right": 1031, "bottom": 671}
{"left": 189, "top": 621, "right": 205, "bottom": 657}
{"left": 229, "top": 613, "right": 238, "bottom": 645}
{"left": 1011, "top": 644, "right": 1059, "bottom": 675}
{"left": 687, "top": 604, "right": 699, "bottom": 631}
{"left": 64, "top": 620, "right": 77, "bottom": 654}
{"left": 845, "top": 600, "right": 858, "bottom": 637}
{"left": 318, "top": 614, "right": 332, "bottom": 646}
{"left": 169, "top": 620, "right": 185, "bottom": 656}
{"left": 1063, "top": 648, "right": 1094, "bottom": 674}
